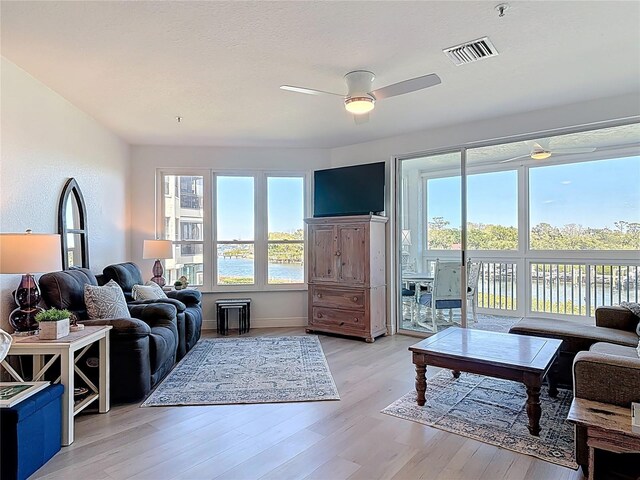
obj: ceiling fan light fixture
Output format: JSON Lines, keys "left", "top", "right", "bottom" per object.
{"left": 530, "top": 149, "right": 552, "bottom": 160}
{"left": 344, "top": 96, "right": 375, "bottom": 115}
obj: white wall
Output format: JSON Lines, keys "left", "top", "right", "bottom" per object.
{"left": 0, "top": 58, "right": 130, "bottom": 331}
{"left": 130, "top": 145, "right": 331, "bottom": 328}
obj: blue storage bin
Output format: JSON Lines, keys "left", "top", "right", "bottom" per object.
{"left": 1, "top": 384, "right": 63, "bottom": 480}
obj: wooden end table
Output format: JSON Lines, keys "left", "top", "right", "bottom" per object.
{"left": 1, "top": 326, "right": 112, "bottom": 446}
{"left": 567, "top": 398, "right": 640, "bottom": 480}
{"left": 409, "top": 327, "right": 562, "bottom": 436}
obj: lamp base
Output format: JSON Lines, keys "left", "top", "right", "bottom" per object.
{"left": 9, "top": 274, "right": 43, "bottom": 333}
{"left": 150, "top": 259, "right": 166, "bottom": 287}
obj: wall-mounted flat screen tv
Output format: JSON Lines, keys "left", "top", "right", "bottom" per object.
{"left": 313, "top": 162, "right": 385, "bottom": 217}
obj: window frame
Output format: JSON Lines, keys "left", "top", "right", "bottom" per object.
{"left": 265, "top": 174, "right": 306, "bottom": 286}
{"left": 157, "top": 170, "right": 208, "bottom": 288}
{"left": 157, "top": 168, "right": 310, "bottom": 292}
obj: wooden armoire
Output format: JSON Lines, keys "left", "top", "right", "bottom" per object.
{"left": 304, "top": 215, "right": 388, "bottom": 342}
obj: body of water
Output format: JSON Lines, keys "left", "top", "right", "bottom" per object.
{"left": 218, "top": 257, "right": 304, "bottom": 282}
{"left": 476, "top": 280, "right": 638, "bottom": 310}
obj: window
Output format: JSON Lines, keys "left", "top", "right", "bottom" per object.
{"left": 426, "top": 176, "right": 461, "bottom": 250}
{"left": 529, "top": 156, "right": 640, "bottom": 250}
{"left": 180, "top": 221, "right": 202, "bottom": 240}
{"left": 179, "top": 176, "right": 203, "bottom": 209}
{"left": 216, "top": 176, "right": 255, "bottom": 285}
{"left": 267, "top": 176, "right": 305, "bottom": 284}
{"left": 467, "top": 170, "right": 518, "bottom": 250}
{"left": 160, "top": 171, "right": 307, "bottom": 290}
{"left": 163, "top": 174, "right": 204, "bottom": 286}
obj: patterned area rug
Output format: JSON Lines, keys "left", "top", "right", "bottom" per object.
{"left": 382, "top": 371, "right": 577, "bottom": 469}
{"left": 141, "top": 336, "right": 339, "bottom": 407}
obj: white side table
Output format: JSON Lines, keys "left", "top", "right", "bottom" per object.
{"left": 0, "top": 326, "right": 112, "bottom": 446}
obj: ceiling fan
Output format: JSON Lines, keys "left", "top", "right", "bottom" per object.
{"left": 500, "top": 139, "right": 597, "bottom": 163}
{"left": 280, "top": 70, "right": 441, "bottom": 123}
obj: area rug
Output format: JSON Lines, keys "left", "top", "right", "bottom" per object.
{"left": 141, "top": 335, "right": 339, "bottom": 407}
{"left": 382, "top": 371, "right": 576, "bottom": 469}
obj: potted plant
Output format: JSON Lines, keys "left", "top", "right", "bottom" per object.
{"left": 174, "top": 276, "right": 189, "bottom": 290}
{"left": 35, "top": 308, "right": 71, "bottom": 340}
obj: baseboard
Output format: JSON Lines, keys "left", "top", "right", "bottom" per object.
{"left": 202, "top": 316, "right": 308, "bottom": 330}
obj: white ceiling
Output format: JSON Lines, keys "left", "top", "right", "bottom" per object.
{"left": 2, "top": 1, "right": 639, "bottom": 148}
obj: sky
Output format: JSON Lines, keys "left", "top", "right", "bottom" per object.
{"left": 426, "top": 156, "right": 640, "bottom": 229}
{"left": 216, "top": 176, "right": 304, "bottom": 241}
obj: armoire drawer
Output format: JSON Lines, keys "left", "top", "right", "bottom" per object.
{"left": 310, "top": 286, "right": 365, "bottom": 309}
{"left": 311, "top": 307, "right": 367, "bottom": 331}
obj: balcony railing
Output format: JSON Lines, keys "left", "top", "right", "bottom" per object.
{"left": 530, "top": 263, "right": 639, "bottom": 316}
{"left": 179, "top": 194, "right": 202, "bottom": 210}
{"left": 477, "top": 261, "right": 517, "bottom": 311}
{"left": 417, "top": 256, "right": 638, "bottom": 319}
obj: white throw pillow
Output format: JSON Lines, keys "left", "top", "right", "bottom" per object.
{"left": 132, "top": 282, "right": 168, "bottom": 301}
{"left": 84, "top": 280, "right": 131, "bottom": 319}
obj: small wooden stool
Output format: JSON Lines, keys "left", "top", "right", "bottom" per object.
{"left": 215, "top": 298, "right": 251, "bottom": 335}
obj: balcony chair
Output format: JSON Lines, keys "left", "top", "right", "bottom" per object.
{"left": 101, "top": 262, "right": 202, "bottom": 360}
{"left": 416, "top": 259, "right": 481, "bottom": 331}
{"left": 401, "top": 286, "right": 416, "bottom": 325}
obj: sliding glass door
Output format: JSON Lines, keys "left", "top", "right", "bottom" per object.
{"left": 398, "top": 151, "right": 467, "bottom": 334}
{"left": 397, "top": 121, "right": 639, "bottom": 337}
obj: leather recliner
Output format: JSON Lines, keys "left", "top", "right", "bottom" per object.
{"left": 39, "top": 268, "right": 179, "bottom": 403}
{"left": 101, "top": 262, "right": 203, "bottom": 360}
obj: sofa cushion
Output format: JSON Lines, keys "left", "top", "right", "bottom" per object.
{"left": 589, "top": 342, "right": 639, "bottom": 359}
{"left": 510, "top": 317, "right": 639, "bottom": 348}
{"left": 102, "top": 262, "right": 145, "bottom": 302}
{"left": 84, "top": 280, "right": 131, "bottom": 320}
{"left": 39, "top": 268, "right": 98, "bottom": 319}
{"left": 132, "top": 282, "right": 168, "bottom": 301}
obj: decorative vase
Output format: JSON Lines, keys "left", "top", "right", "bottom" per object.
{"left": 39, "top": 318, "right": 70, "bottom": 340}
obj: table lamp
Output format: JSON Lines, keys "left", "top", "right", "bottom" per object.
{"left": 143, "top": 239, "right": 173, "bottom": 287}
{"left": 0, "top": 231, "right": 62, "bottom": 334}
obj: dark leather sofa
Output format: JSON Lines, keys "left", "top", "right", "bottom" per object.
{"left": 39, "top": 268, "right": 178, "bottom": 403}
{"left": 101, "top": 262, "right": 202, "bottom": 360}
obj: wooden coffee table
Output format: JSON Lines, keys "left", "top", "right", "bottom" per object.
{"left": 409, "top": 327, "right": 562, "bottom": 436}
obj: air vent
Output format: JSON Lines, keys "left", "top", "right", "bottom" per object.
{"left": 443, "top": 37, "right": 499, "bottom": 66}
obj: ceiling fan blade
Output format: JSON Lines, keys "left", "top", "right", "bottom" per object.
{"left": 370, "top": 73, "right": 441, "bottom": 100}
{"left": 500, "top": 154, "right": 530, "bottom": 164}
{"left": 553, "top": 147, "right": 597, "bottom": 155}
{"left": 526, "top": 139, "right": 548, "bottom": 150}
{"left": 280, "top": 85, "right": 343, "bottom": 96}
{"left": 354, "top": 113, "right": 370, "bottom": 125}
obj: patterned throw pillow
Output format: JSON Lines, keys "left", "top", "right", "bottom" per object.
{"left": 84, "top": 280, "right": 131, "bottom": 319}
{"left": 132, "top": 282, "right": 168, "bottom": 301}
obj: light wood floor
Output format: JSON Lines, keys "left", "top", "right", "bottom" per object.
{"left": 33, "top": 328, "right": 584, "bottom": 480}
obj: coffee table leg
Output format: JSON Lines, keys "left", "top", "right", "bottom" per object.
{"left": 547, "top": 375, "right": 558, "bottom": 398}
{"left": 524, "top": 377, "right": 542, "bottom": 436}
{"left": 547, "top": 361, "right": 559, "bottom": 398}
{"left": 452, "top": 370, "right": 461, "bottom": 379}
{"left": 414, "top": 359, "right": 427, "bottom": 406}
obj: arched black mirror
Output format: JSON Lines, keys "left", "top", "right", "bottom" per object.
{"left": 58, "top": 178, "right": 90, "bottom": 270}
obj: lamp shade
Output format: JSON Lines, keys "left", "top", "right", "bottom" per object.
{"left": 143, "top": 239, "right": 173, "bottom": 260}
{"left": 0, "top": 233, "right": 62, "bottom": 274}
